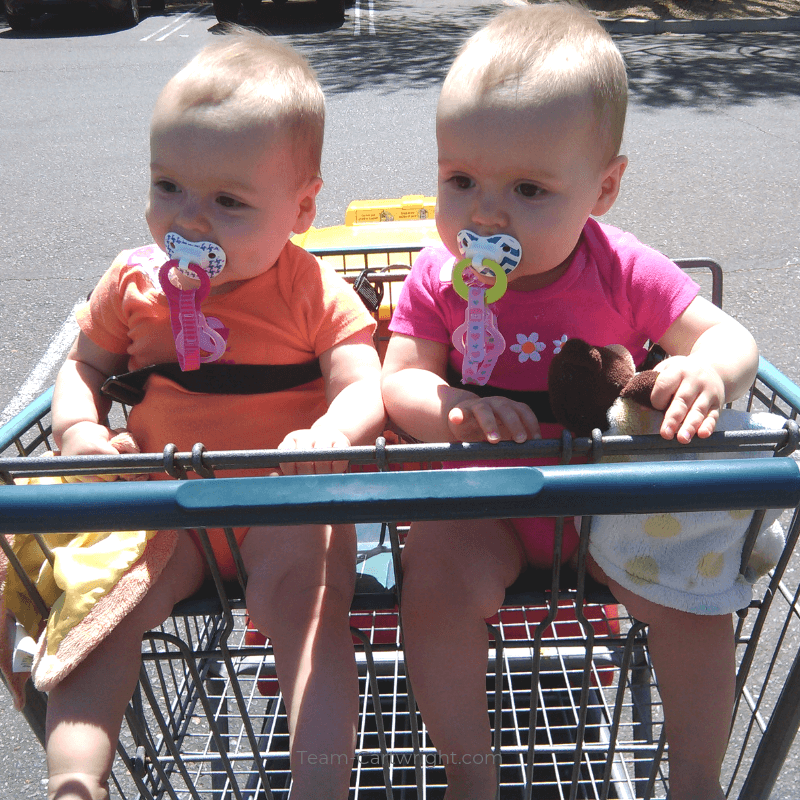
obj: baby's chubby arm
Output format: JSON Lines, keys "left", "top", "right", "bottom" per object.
{"left": 277, "top": 328, "right": 385, "bottom": 475}
{"left": 381, "top": 333, "right": 540, "bottom": 444}
{"left": 652, "top": 295, "right": 758, "bottom": 443}
{"left": 52, "top": 333, "right": 130, "bottom": 457}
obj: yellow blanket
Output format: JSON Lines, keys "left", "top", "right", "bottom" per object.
{"left": 5, "top": 524, "right": 158, "bottom": 654}
{"left": 0, "top": 434, "right": 178, "bottom": 710}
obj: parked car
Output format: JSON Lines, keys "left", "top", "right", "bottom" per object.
{"left": 212, "top": 0, "right": 345, "bottom": 25}
{"left": 3, "top": 0, "right": 162, "bottom": 30}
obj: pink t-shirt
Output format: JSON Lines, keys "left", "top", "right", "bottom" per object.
{"left": 389, "top": 219, "right": 700, "bottom": 394}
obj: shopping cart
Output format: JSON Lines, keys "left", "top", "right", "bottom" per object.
{"left": 2, "top": 203, "right": 800, "bottom": 800}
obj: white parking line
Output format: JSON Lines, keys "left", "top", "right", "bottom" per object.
{"left": 353, "top": 0, "right": 374, "bottom": 36}
{"left": 139, "top": 4, "right": 211, "bottom": 41}
{"left": 0, "top": 301, "right": 82, "bottom": 428}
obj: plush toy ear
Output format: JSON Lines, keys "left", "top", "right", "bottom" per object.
{"left": 548, "top": 339, "right": 636, "bottom": 436}
{"left": 619, "top": 370, "right": 658, "bottom": 409}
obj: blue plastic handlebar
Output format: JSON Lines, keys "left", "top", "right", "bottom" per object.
{"left": 2, "top": 458, "right": 799, "bottom": 534}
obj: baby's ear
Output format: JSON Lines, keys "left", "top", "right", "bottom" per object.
{"left": 619, "top": 370, "right": 658, "bottom": 409}
{"left": 592, "top": 155, "right": 627, "bottom": 217}
{"left": 292, "top": 177, "right": 324, "bottom": 235}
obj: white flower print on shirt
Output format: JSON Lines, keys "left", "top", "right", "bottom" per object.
{"left": 510, "top": 332, "right": 546, "bottom": 363}
{"left": 553, "top": 335, "right": 568, "bottom": 354}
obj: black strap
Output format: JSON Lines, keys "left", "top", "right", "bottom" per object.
{"left": 101, "top": 360, "right": 323, "bottom": 406}
{"left": 446, "top": 365, "right": 557, "bottom": 424}
{"left": 352, "top": 268, "right": 385, "bottom": 313}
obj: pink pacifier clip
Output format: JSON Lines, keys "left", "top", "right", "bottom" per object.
{"left": 159, "top": 234, "right": 228, "bottom": 371}
{"left": 460, "top": 288, "right": 505, "bottom": 385}
{"left": 451, "top": 230, "right": 522, "bottom": 386}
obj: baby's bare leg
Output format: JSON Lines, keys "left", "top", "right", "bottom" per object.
{"left": 400, "top": 518, "right": 525, "bottom": 800}
{"left": 609, "top": 580, "right": 732, "bottom": 800}
{"left": 241, "top": 523, "right": 357, "bottom": 800}
{"left": 45, "top": 532, "right": 205, "bottom": 800}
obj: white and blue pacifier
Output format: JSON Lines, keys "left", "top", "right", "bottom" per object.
{"left": 457, "top": 230, "right": 522, "bottom": 277}
{"left": 164, "top": 233, "right": 227, "bottom": 279}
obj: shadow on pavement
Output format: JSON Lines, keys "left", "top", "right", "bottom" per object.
{"left": 7, "top": 0, "right": 798, "bottom": 107}
{"left": 244, "top": 3, "right": 800, "bottom": 105}
{"left": 246, "top": 2, "right": 500, "bottom": 94}
{"left": 621, "top": 33, "right": 800, "bottom": 106}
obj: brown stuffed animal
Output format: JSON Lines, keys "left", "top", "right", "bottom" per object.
{"left": 548, "top": 338, "right": 658, "bottom": 436}
{"left": 545, "top": 336, "right": 788, "bottom": 615}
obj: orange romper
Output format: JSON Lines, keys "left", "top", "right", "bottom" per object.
{"left": 77, "top": 241, "right": 377, "bottom": 578}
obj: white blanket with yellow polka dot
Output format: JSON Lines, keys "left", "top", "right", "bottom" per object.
{"left": 588, "top": 403, "right": 788, "bottom": 615}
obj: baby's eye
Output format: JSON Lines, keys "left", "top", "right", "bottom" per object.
{"left": 450, "top": 175, "right": 474, "bottom": 190}
{"left": 516, "top": 182, "right": 544, "bottom": 198}
{"left": 216, "top": 195, "right": 246, "bottom": 209}
{"left": 155, "top": 180, "right": 179, "bottom": 194}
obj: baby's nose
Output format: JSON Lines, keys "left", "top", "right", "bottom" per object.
{"left": 176, "top": 198, "right": 210, "bottom": 231}
{"left": 471, "top": 192, "right": 508, "bottom": 228}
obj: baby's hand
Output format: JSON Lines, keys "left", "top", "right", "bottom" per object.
{"left": 59, "top": 421, "right": 120, "bottom": 458}
{"left": 650, "top": 355, "right": 725, "bottom": 443}
{"left": 448, "top": 396, "right": 541, "bottom": 444}
{"left": 277, "top": 427, "right": 352, "bottom": 475}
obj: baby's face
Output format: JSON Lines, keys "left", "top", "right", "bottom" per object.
{"left": 146, "top": 106, "right": 321, "bottom": 295}
{"left": 436, "top": 93, "right": 625, "bottom": 291}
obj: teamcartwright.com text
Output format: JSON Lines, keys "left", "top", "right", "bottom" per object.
{"left": 296, "top": 751, "right": 501, "bottom": 767}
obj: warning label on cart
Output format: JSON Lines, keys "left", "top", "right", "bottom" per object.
{"left": 344, "top": 195, "right": 437, "bottom": 226}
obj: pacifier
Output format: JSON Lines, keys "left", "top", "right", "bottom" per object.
{"left": 451, "top": 231, "right": 522, "bottom": 386}
{"left": 457, "top": 230, "right": 522, "bottom": 277}
{"left": 164, "top": 233, "right": 227, "bottom": 279}
{"left": 159, "top": 233, "right": 228, "bottom": 372}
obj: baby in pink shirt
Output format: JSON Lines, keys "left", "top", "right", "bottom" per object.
{"left": 382, "top": 5, "right": 759, "bottom": 799}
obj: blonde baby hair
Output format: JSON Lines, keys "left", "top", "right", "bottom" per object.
{"left": 155, "top": 27, "right": 325, "bottom": 182}
{"left": 440, "top": 1, "right": 628, "bottom": 161}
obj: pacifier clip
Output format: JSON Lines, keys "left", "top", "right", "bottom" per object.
{"left": 450, "top": 231, "right": 522, "bottom": 386}
{"left": 159, "top": 234, "right": 228, "bottom": 372}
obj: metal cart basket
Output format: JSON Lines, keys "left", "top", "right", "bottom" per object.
{"left": 1, "top": 244, "right": 800, "bottom": 800}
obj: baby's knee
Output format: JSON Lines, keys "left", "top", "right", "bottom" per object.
{"left": 130, "top": 573, "right": 201, "bottom": 632}
{"left": 401, "top": 546, "right": 452, "bottom": 603}
{"left": 124, "top": 531, "right": 205, "bottom": 631}
{"left": 47, "top": 728, "right": 114, "bottom": 800}
{"left": 246, "top": 567, "right": 354, "bottom": 637}
{"left": 401, "top": 550, "right": 507, "bottom": 621}
{"left": 47, "top": 772, "right": 110, "bottom": 800}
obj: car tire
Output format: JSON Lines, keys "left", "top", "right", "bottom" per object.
{"left": 4, "top": 0, "right": 32, "bottom": 28}
{"left": 6, "top": 10, "right": 32, "bottom": 28}
{"left": 212, "top": 0, "right": 240, "bottom": 22}
{"left": 315, "top": 0, "right": 343, "bottom": 22}
{"left": 116, "top": 0, "right": 139, "bottom": 27}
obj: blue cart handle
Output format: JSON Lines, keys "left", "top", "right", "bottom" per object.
{"left": 1, "top": 457, "right": 799, "bottom": 534}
